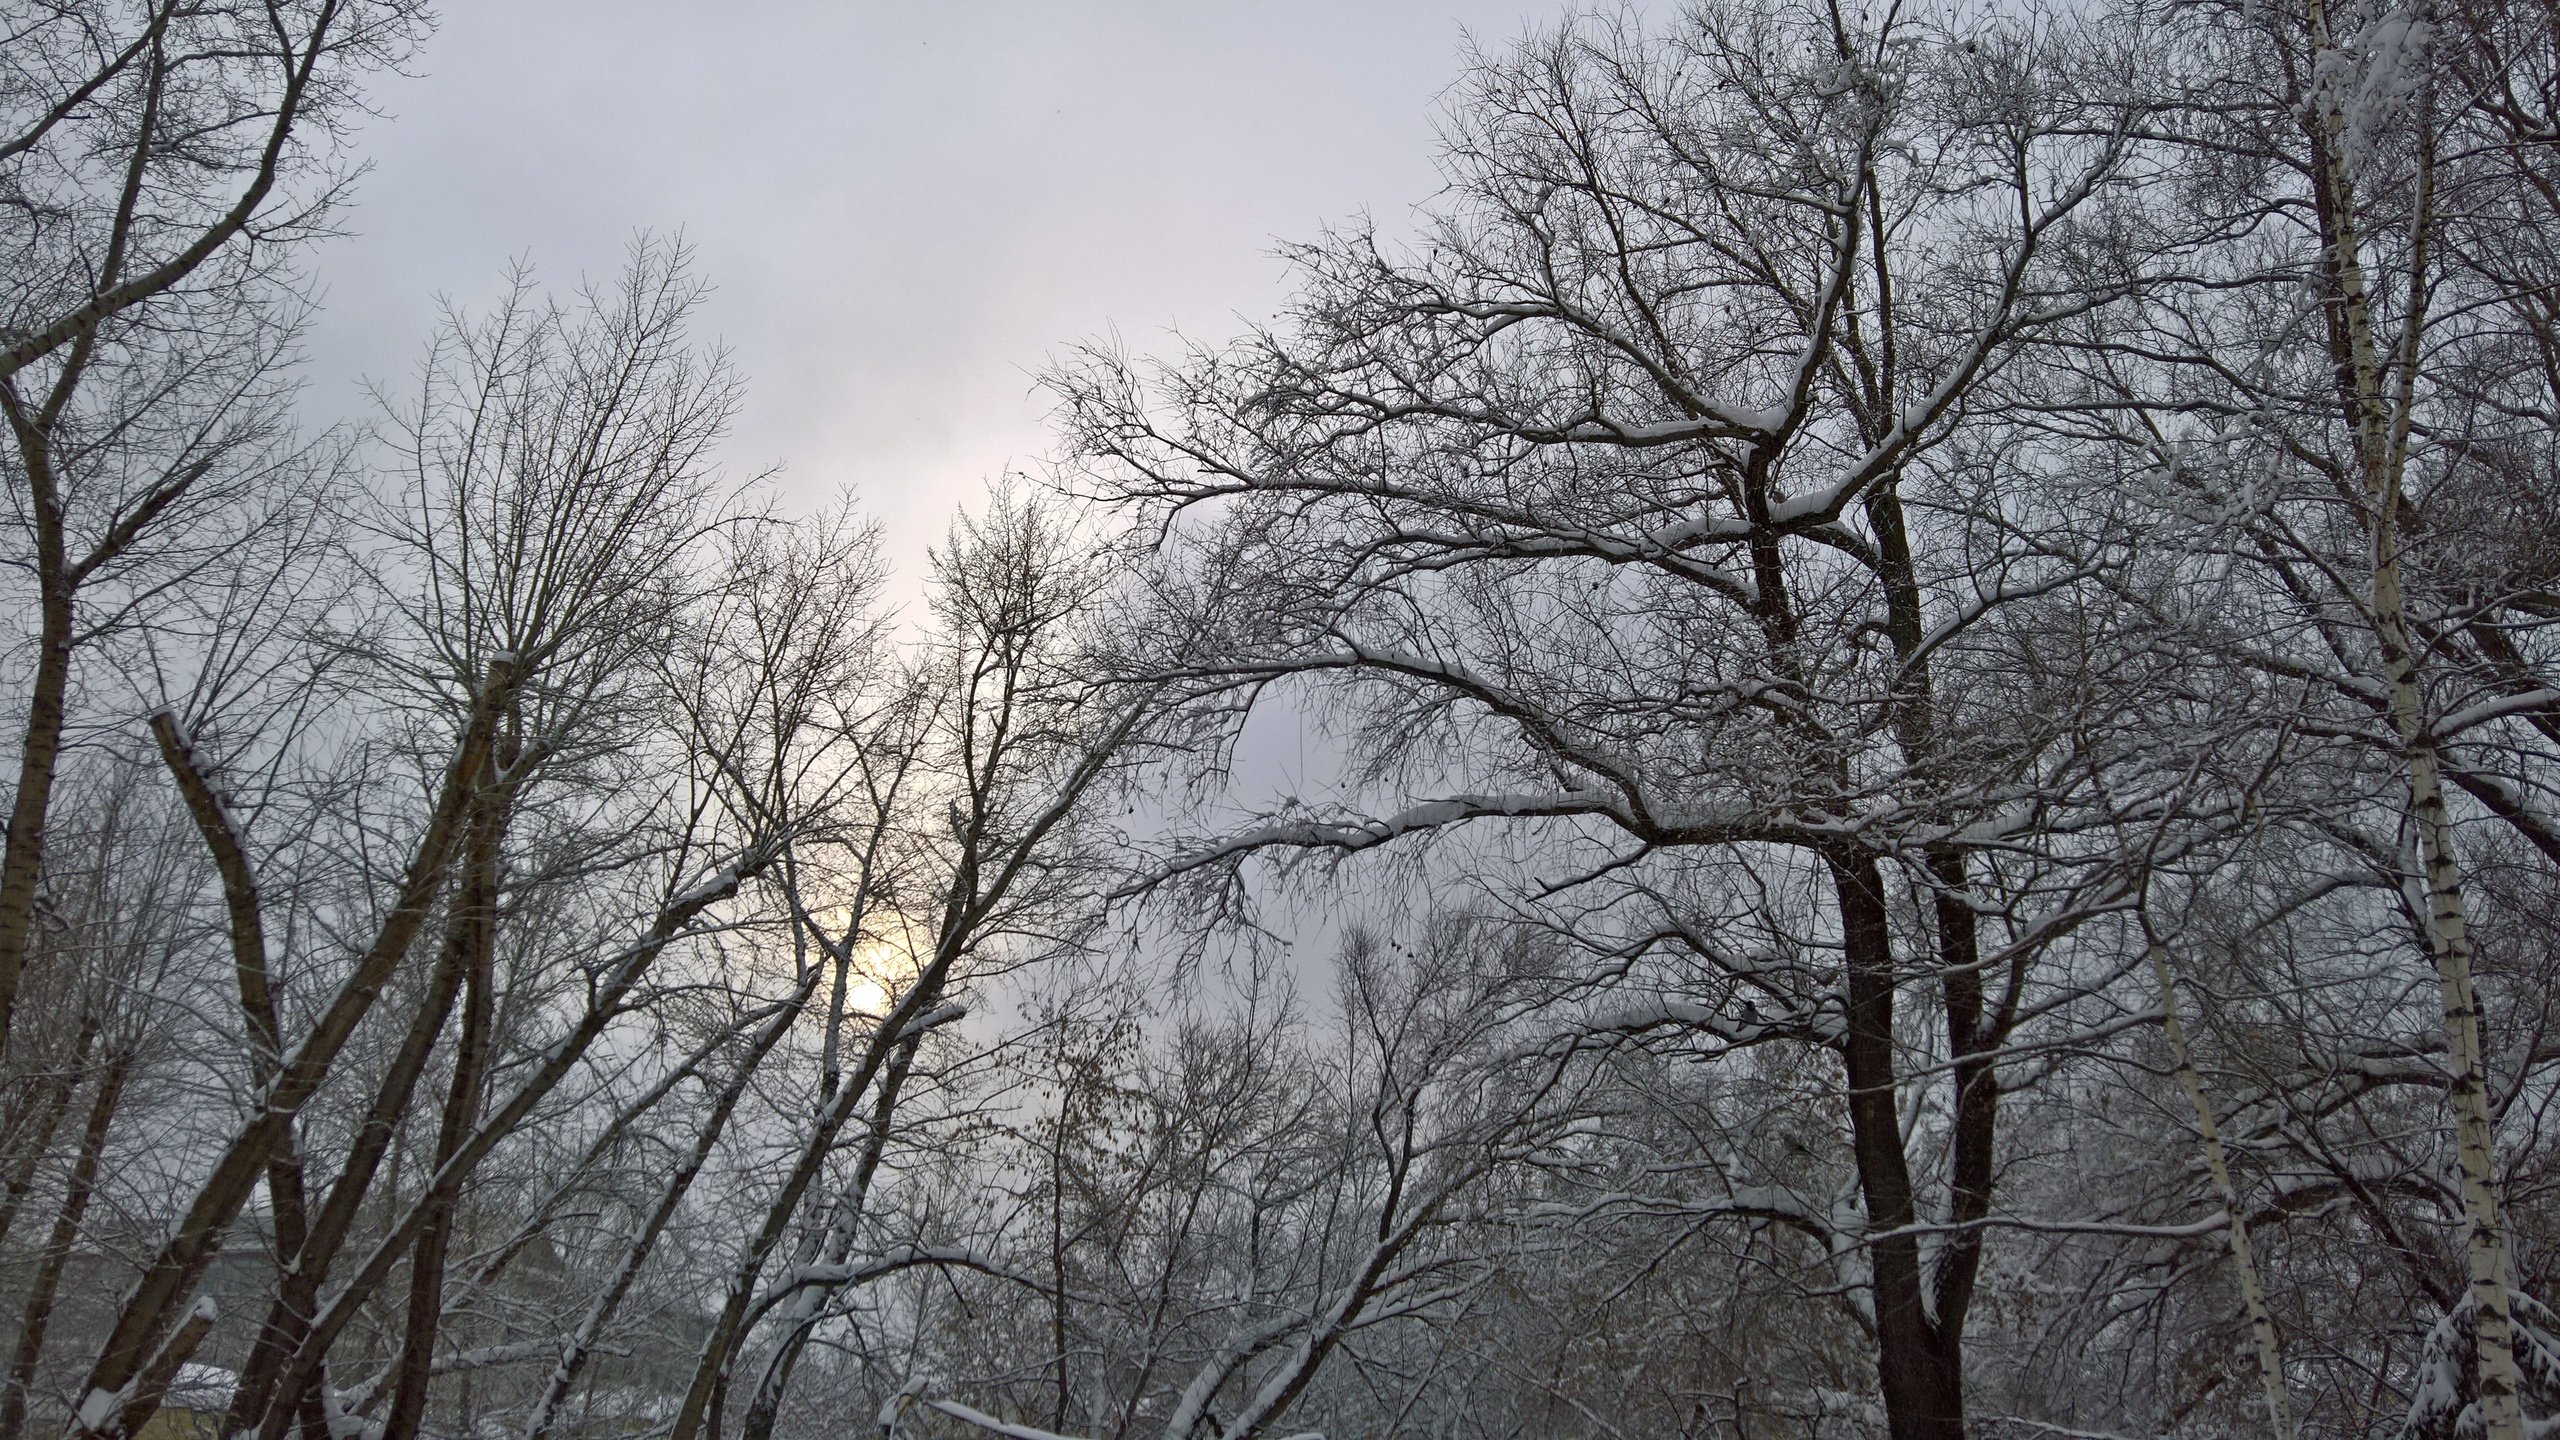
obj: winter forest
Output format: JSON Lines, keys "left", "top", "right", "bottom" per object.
{"left": 2, "top": 1, "right": 2557, "bottom": 1438}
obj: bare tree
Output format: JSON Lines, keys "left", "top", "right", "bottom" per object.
{"left": 8, "top": 4, "right": 2559, "bottom": 1437}
{"left": 16, "top": 241, "right": 826, "bottom": 1440}
{"left": 888, "top": 920, "right": 1591, "bottom": 1440}
{"left": 665, "top": 493, "right": 1155, "bottom": 1440}
{"left": 2060, "top": 0, "right": 2560, "bottom": 1429}
{"left": 0, "top": 0, "right": 426, "bottom": 1067}
{"left": 1048, "top": 6, "right": 2190, "bottom": 1435}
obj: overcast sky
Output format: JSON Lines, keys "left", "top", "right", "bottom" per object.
{"left": 300, "top": 2, "right": 1580, "bottom": 583}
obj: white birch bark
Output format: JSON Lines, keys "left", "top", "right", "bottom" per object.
{"left": 2298, "top": 3, "right": 2524, "bottom": 1429}
{"left": 2148, "top": 941, "right": 2296, "bottom": 1440}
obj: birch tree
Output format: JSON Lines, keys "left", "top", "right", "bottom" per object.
{"left": 2071, "top": 0, "right": 2560, "bottom": 1427}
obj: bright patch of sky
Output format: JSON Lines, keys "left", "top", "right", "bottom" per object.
{"left": 300, "top": 1, "right": 1577, "bottom": 587}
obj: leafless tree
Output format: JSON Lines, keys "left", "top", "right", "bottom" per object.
{"left": 883, "top": 919, "right": 1592, "bottom": 1440}
{"left": 1047, "top": 6, "right": 2204, "bottom": 1435}
{"left": 0, "top": 0, "right": 426, "bottom": 1070}
{"left": 7, "top": 5, "right": 2559, "bottom": 1439}
{"left": 661, "top": 493, "right": 1158, "bottom": 1440}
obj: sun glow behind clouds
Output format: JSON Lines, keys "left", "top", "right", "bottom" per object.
{"left": 846, "top": 973, "right": 891, "bottom": 1016}
{"left": 816, "top": 907, "right": 913, "bottom": 1017}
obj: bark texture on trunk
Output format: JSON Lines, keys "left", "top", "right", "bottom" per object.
{"left": 2297, "top": 6, "right": 2523, "bottom": 1429}
{"left": 2150, "top": 940, "right": 2297, "bottom": 1439}
{"left": 1831, "top": 852, "right": 1967, "bottom": 1440}
{"left": 382, "top": 782, "right": 508, "bottom": 1440}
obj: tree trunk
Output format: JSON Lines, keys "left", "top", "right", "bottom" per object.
{"left": 0, "top": 544, "right": 73, "bottom": 1065}
{"left": 666, "top": 968, "right": 955, "bottom": 1440}
{"left": 0, "top": 1047, "right": 125, "bottom": 1440}
{"left": 74, "top": 661, "right": 511, "bottom": 1439}
{"left": 225, "top": 933, "right": 474, "bottom": 1440}
{"left": 2297, "top": 8, "right": 2524, "bottom": 1430}
{"left": 1830, "top": 851, "right": 1966, "bottom": 1440}
{"left": 736, "top": 1033, "right": 922, "bottom": 1440}
{"left": 2149, "top": 939, "right": 2297, "bottom": 1440}
{"left": 382, "top": 786, "right": 506, "bottom": 1440}
{"left": 519, "top": 984, "right": 815, "bottom": 1440}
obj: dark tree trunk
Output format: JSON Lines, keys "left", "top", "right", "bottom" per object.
{"left": 0, "top": 1047, "right": 125, "bottom": 1440}
{"left": 0, "top": 561, "right": 73, "bottom": 1063}
{"left": 1830, "top": 850, "right": 1967, "bottom": 1440}
{"left": 381, "top": 790, "right": 505, "bottom": 1440}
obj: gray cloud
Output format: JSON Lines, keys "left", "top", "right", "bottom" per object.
{"left": 301, "top": 0, "right": 1567, "bottom": 581}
